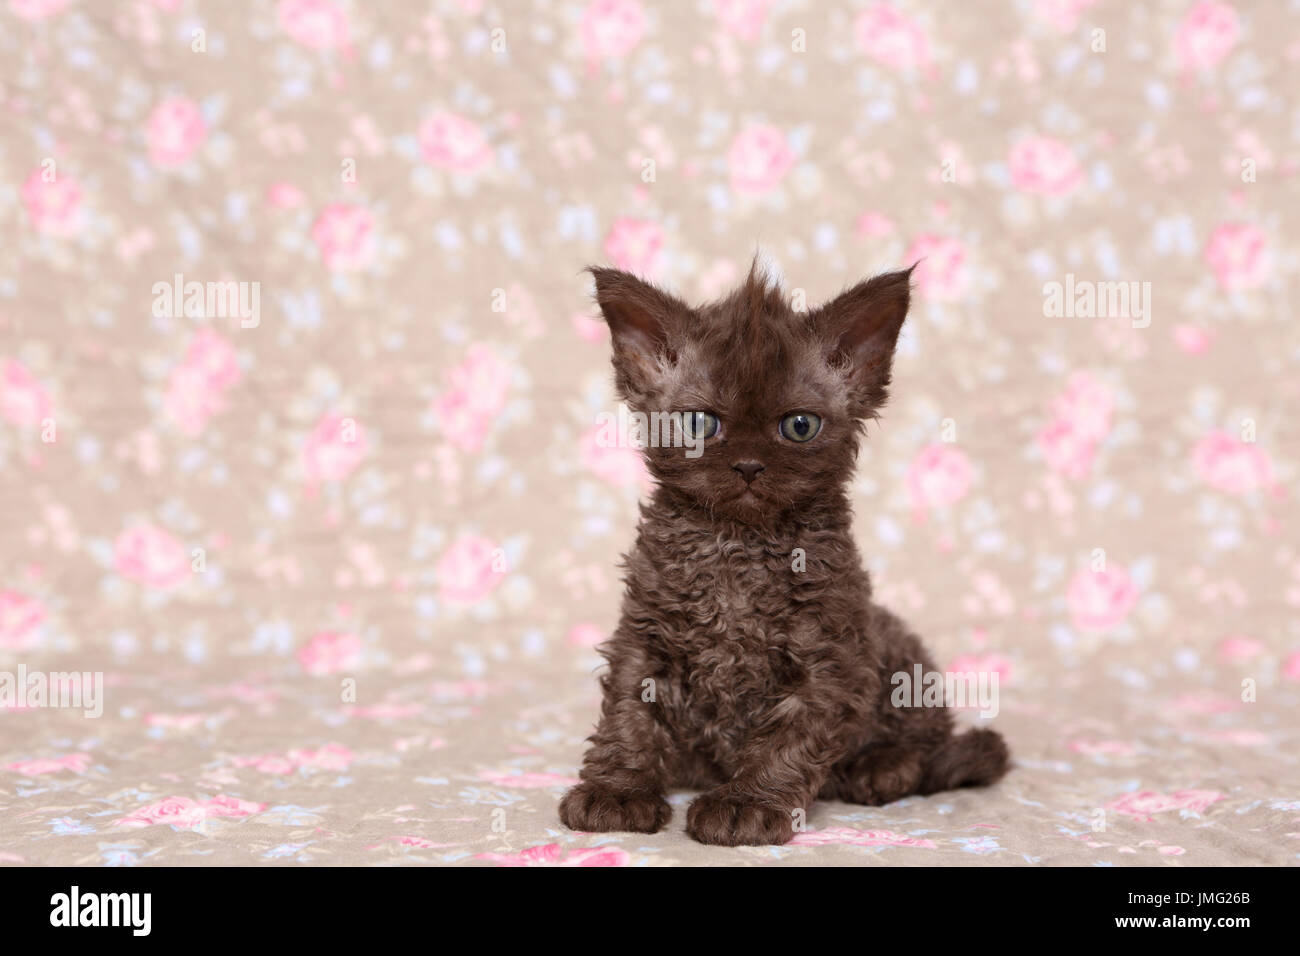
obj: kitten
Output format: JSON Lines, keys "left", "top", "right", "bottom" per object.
{"left": 560, "top": 262, "right": 1010, "bottom": 846}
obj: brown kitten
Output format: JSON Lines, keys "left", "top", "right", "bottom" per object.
{"left": 560, "top": 261, "right": 1010, "bottom": 847}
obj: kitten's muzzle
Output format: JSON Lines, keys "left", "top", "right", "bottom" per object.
{"left": 731, "top": 460, "right": 766, "bottom": 484}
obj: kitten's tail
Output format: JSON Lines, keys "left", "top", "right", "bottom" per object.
{"left": 920, "top": 728, "right": 1010, "bottom": 795}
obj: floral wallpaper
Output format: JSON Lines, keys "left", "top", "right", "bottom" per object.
{"left": 1, "top": 0, "right": 1297, "bottom": 866}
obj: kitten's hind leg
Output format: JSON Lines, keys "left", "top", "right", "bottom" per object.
{"left": 819, "top": 743, "right": 924, "bottom": 806}
{"left": 917, "top": 727, "right": 1010, "bottom": 795}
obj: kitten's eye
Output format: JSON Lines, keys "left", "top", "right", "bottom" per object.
{"left": 682, "top": 411, "right": 719, "bottom": 440}
{"left": 779, "top": 412, "right": 822, "bottom": 442}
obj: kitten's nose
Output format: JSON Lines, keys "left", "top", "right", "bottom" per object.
{"left": 732, "top": 460, "right": 765, "bottom": 484}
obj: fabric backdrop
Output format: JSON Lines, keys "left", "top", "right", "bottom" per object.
{"left": 1, "top": 0, "right": 1297, "bottom": 866}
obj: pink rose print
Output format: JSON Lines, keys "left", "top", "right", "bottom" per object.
{"left": 1008, "top": 136, "right": 1083, "bottom": 196}
{"left": 0, "top": 359, "right": 53, "bottom": 426}
{"left": 4, "top": 753, "right": 92, "bottom": 776}
{"left": 114, "top": 524, "right": 191, "bottom": 589}
{"left": 146, "top": 97, "right": 207, "bottom": 168}
{"left": 903, "top": 234, "right": 968, "bottom": 301}
{"left": 21, "top": 167, "right": 84, "bottom": 237}
{"left": 1174, "top": 1, "right": 1239, "bottom": 71}
{"left": 1204, "top": 223, "right": 1268, "bottom": 292}
{"left": 419, "top": 112, "right": 494, "bottom": 173}
{"left": 478, "top": 771, "right": 580, "bottom": 788}
{"left": 1172, "top": 325, "right": 1211, "bottom": 354}
{"left": 115, "top": 795, "right": 266, "bottom": 829}
{"left": 580, "top": 0, "right": 645, "bottom": 61}
{"left": 164, "top": 330, "right": 240, "bottom": 435}
{"left": 1282, "top": 651, "right": 1300, "bottom": 682}
{"left": 432, "top": 345, "right": 511, "bottom": 453}
{"left": 278, "top": 0, "right": 352, "bottom": 52}
{"left": 475, "top": 843, "right": 630, "bottom": 866}
{"left": 1066, "top": 563, "right": 1139, "bottom": 631}
{"left": 1192, "top": 431, "right": 1273, "bottom": 495}
{"left": 0, "top": 591, "right": 46, "bottom": 651}
{"left": 296, "top": 631, "right": 364, "bottom": 675}
{"left": 10, "top": 0, "right": 70, "bottom": 19}
{"left": 437, "top": 535, "right": 507, "bottom": 606}
{"left": 1068, "top": 740, "right": 1137, "bottom": 757}
{"left": 236, "top": 743, "right": 354, "bottom": 774}
{"left": 948, "top": 653, "right": 1013, "bottom": 684}
{"left": 1107, "top": 789, "right": 1224, "bottom": 822}
{"left": 580, "top": 424, "right": 649, "bottom": 489}
{"left": 1037, "top": 373, "right": 1113, "bottom": 479}
{"left": 906, "top": 444, "right": 973, "bottom": 513}
{"left": 302, "top": 412, "right": 367, "bottom": 482}
{"left": 854, "top": 4, "right": 931, "bottom": 71}
{"left": 266, "top": 182, "right": 305, "bottom": 208}
{"left": 567, "top": 622, "right": 606, "bottom": 647}
{"left": 727, "top": 124, "right": 795, "bottom": 196}
{"left": 602, "top": 217, "right": 664, "bottom": 275}
{"left": 1033, "top": 0, "right": 1099, "bottom": 33}
{"left": 312, "top": 203, "right": 376, "bottom": 272}
{"left": 789, "top": 828, "right": 937, "bottom": 848}
{"left": 714, "top": 0, "right": 768, "bottom": 41}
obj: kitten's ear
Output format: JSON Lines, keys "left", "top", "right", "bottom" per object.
{"left": 588, "top": 267, "right": 687, "bottom": 390}
{"left": 814, "top": 267, "right": 914, "bottom": 414}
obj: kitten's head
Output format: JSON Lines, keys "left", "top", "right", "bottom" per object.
{"left": 591, "top": 260, "right": 913, "bottom": 525}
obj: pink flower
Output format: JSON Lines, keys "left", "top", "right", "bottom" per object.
{"left": 1050, "top": 372, "right": 1113, "bottom": 443}
{"left": 114, "top": 525, "right": 191, "bottom": 589}
{"left": 296, "top": 631, "right": 364, "bottom": 675}
{"left": 237, "top": 743, "right": 354, "bottom": 774}
{"left": 903, "top": 234, "right": 967, "bottom": 301}
{"left": 1282, "top": 651, "right": 1300, "bottom": 682}
{"left": 714, "top": 0, "right": 768, "bottom": 41}
{"left": 21, "top": 167, "right": 83, "bottom": 237}
{"left": 789, "top": 827, "right": 937, "bottom": 848}
{"left": 278, "top": 0, "right": 351, "bottom": 52}
{"left": 1173, "top": 325, "right": 1211, "bottom": 354}
{"left": 0, "top": 359, "right": 53, "bottom": 426}
{"left": 1174, "top": 1, "right": 1239, "bottom": 71}
{"left": 4, "top": 753, "right": 91, "bottom": 776}
{"left": 602, "top": 217, "right": 664, "bottom": 275}
{"left": 478, "top": 771, "right": 580, "bottom": 788}
{"left": 580, "top": 425, "right": 649, "bottom": 489}
{"left": 1217, "top": 635, "right": 1263, "bottom": 662}
{"left": 1008, "top": 136, "right": 1083, "bottom": 196}
{"left": 432, "top": 345, "right": 511, "bottom": 452}
{"left": 1107, "top": 789, "right": 1224, "bottom": 822}
{"left": 854, "top": 4, "right": 931, "bottom": 71}
{"left": 1192, "top": 431, "right": 1273, "bottom": 495}
{"left": 1037, "top": 418, "right": 1097, "bottom": 479}
{"left": 0, "top": 591, "right": 46, "bottom": 651}
{"left": 855, "top": 211, "right": 895, "bottom": 238}
{"left": 1068, "top": 740, "right": 1137, "bottom": 757}
{"left": 727, "top": 125, "right": 795, "bottom": 196}
{"left": 948, "top": 653, "right": 1013, "bottom": 683}
{"left": 183, "top": 329, "right": 241, "bottom": 391}
{"left": 475, "top": 843, "right": 630, "bottom": 866}
{"left": 10, "top": 0, "right": 70, "bottom": 19}
{"left": 1204, "top": 223, "right": 1269, "bottom": 292}
{"left": 419, "top": 112, "right": 494, "bottom": 173}
{"left": 163, "top": 363, "right": 225, "bottom": 436}
{"left": 266, "top": 182, "right": 305, "bottom": 208}
{"left": 567, "top": 622, "right": 606, "bottom": 647}
{"left": 146, "top": 97, "right": 207, "bottom": 168}
{"left": 312, "top": 203, "right": 376, "bottom": 272}
{"left": 906, "top": 444, "right": 973, "bottom": 512}
{"left": 302, "top": 412, "right": 367, "bottom": 482}
{"left": 115, "top": 795, "right": 266, "bottom": 829}
{"left": 1066, "top": 564, "right": 1139, "bottom": 631}
{"left": 437, "top": 535, "right": 507, "bottom": 606}
{"left": 1032, "top": 0, "right": 1099, "bottom": 33}
{"left": 580, "top": 0, "right": 645, "bottom": 60}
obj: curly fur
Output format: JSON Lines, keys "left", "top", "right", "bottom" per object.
{"left": 560, "top": 261, "right": 1010, "bottom": 846}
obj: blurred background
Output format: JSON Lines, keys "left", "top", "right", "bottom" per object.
{"left": 1, "top": 0, "right": 1296, "bottom": 865}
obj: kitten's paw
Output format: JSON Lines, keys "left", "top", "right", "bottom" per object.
{"left": 686, "top": 789, "right": 794, "bottom": 846}
{"left": 559, "top": 783, "right": 671, "bottom": 834}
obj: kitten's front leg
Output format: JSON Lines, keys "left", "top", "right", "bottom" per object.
{"left": 559, "top": 640, "right": 673, "bottom": 834}
{"left": 686, "top": 702, "right": 844, "bottom": 847}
